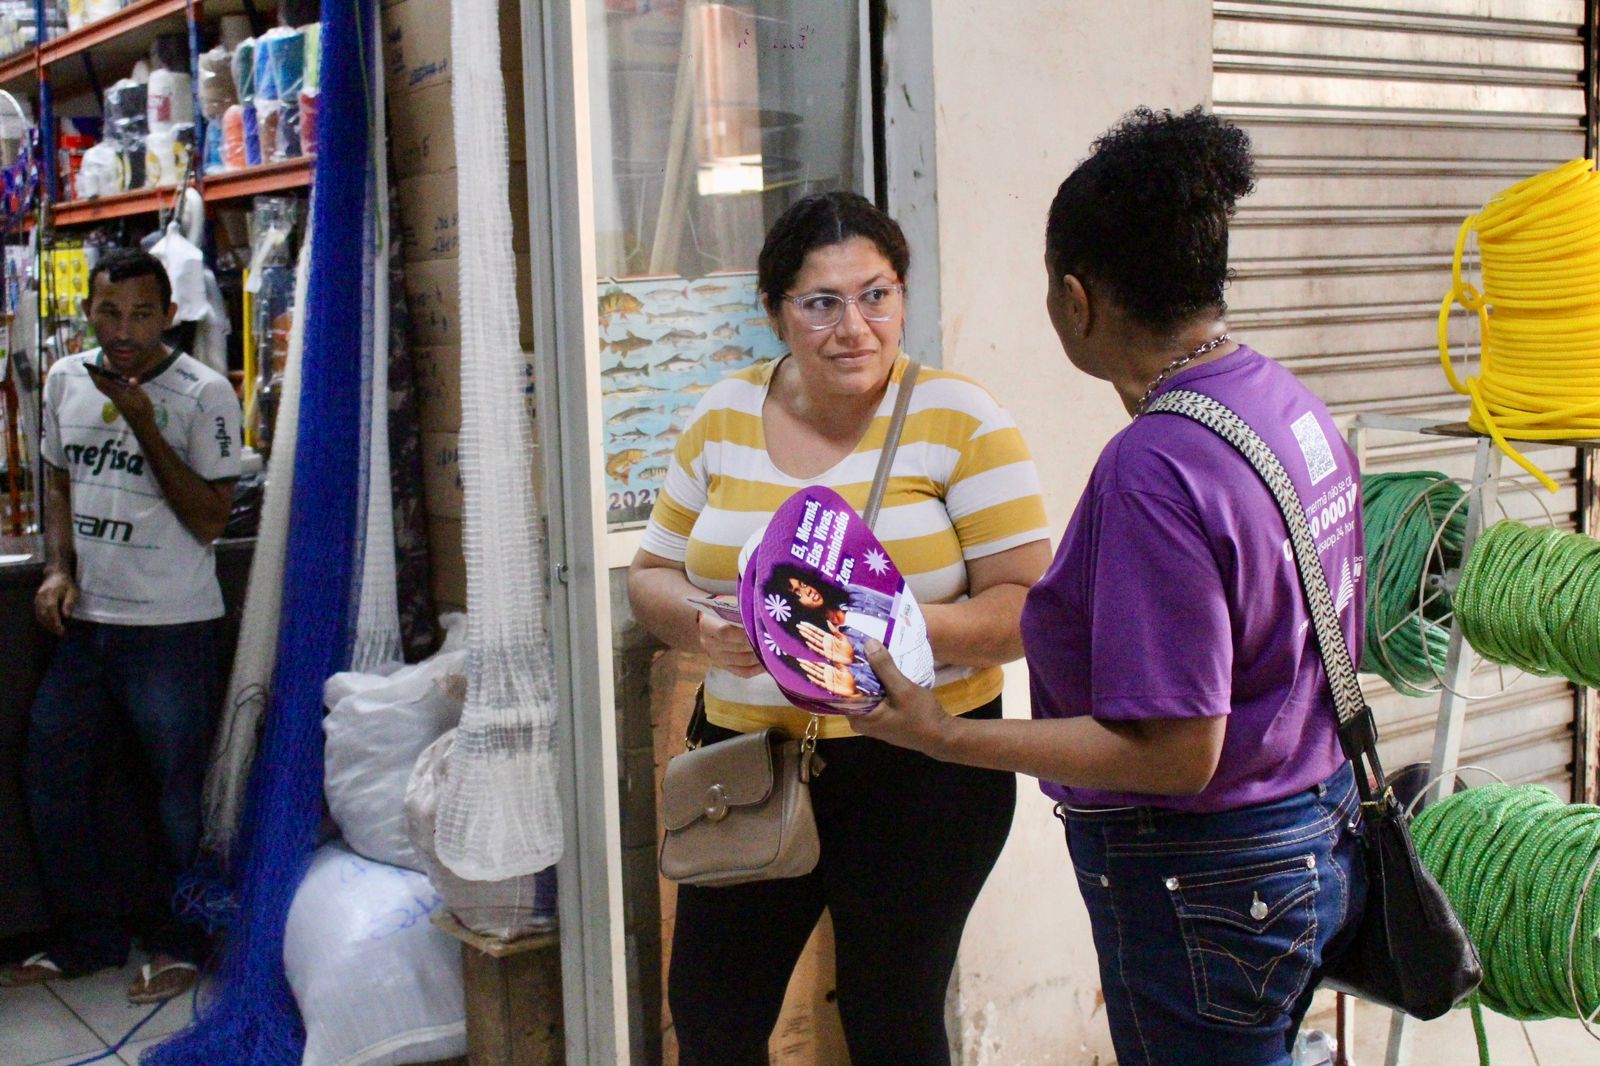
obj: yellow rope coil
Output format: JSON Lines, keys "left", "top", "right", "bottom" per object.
{"left": 1439, "top": 159, "right": 1600, "bottom": 492}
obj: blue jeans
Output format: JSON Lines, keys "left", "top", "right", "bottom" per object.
{"left": 24, "top": 618, "right": 222, "bottom": 973}
{"left": 1062, "top": 763, "right": 1367, "bottom": 1066}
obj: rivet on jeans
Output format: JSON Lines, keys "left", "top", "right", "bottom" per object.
{"left": 1165, "top": 877, "right": 1179, "bottom": 891}
{"left": 1347, "top": 820, "right": 1359, "bottom": 834}
{"left": 1100, "top": 874, "right": 1109, "bottom": 887}
{"left": 1305, "top": 855, "right": 1317, "bottom": 870}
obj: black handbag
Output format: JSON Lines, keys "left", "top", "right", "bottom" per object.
{"left": 1146, "top": 389, "right": 1483, "bottom": 1021}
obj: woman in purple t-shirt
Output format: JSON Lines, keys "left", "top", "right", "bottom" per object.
{"left": 853, "top": 108, "right": 1368, "bottom": 1066}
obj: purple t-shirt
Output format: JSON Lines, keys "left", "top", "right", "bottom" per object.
{"left": 1023, "top": 346, "right": 1364, "bottom": 812}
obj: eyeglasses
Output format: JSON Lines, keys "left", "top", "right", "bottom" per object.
{"left": 781, "top": 284, "right": 906, "bottom": 331}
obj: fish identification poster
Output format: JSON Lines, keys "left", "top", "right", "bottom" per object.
{"left": 597, "top": 270, "right": 786, "bottom": 528}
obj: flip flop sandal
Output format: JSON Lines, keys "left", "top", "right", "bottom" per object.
{"left": 127, "top": 960, "right": 198, "bottom": 1004}
{"left": 0, "top": 952, "right": 62, "bottom": 988}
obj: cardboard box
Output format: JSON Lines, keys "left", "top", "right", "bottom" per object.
{"left": 382, "top": 0, "right": 523, "bottom": 100}
{"left": 389, "top": 77, "right": 527, "bottom": 178}
{"left": 403, "top": 254, "right": 533, "bottom": 350}
{"left": 414, "top": 344, "right": 462, "bottom": 432}
{"left": 397, "top": 165, "right": 529, "bottom": 263}
{"left": 422, "top": 430, "right": 464, "bottom": 519}
{"left": 428, "top": 514, "right": 465, "bottom": 610}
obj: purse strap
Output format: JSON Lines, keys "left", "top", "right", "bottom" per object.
{"left": 863, "top": 360, "right": 920, "bottom": 529}
{"left": 1144, "top": 389, "right": 1386, "bottom": 802}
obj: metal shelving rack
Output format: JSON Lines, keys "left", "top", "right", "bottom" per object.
{"left": 1342, "top": 413, "right": 1600, "bottom": 1066}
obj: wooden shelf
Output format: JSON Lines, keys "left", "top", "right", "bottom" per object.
{"left": 51, "top": 184, "right": 184, "bottom": 226}
{"left": 38, "top": 0, "right": 188, "bottom": 68}
{"left": 203, "top": 156, "right": 315, "bottom": 202}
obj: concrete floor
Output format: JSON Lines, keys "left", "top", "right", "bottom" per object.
{"left": 1305, "top": 991, "right": 1600, "bottom": 1066}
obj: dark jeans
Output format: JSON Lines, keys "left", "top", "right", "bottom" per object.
{"left": 24, "top": 617, "right": 222, "bottom": 974}
{"left": 669, "top": 696, "right": 1015, "bottom": 1066}
{"left": 1062, "top": 762, "right": 1367, "bottom": 1066}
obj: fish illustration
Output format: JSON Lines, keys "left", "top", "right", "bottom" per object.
{"left": 601, "top": 362, "right": 647, "bottom": 381}
{"left": 743, "top": 316, "right": 772, "bottom": 327}
{"left": 601, "top": 331, "right": 652, "bottom": 355}
{"left": 677, "top": 382, "right": 712, "bottom": 396}
{"left": 613, "top": 428, "right": 650, "bottom": 444}
{"left": 654, "top": 353, "right": 700, "bottom": 373}
{"left": 650, "top": 447, "right": 676, "bottom": 459}
{"left": 647, "top": 309, "right": 701, "bottom": 324}
{"left": 659, "top": 329, "right": 708, "bottom": 347}
{"left": 692, "top": 282, "right": 731, "bottom": 297}
{"left": 636, "top": 465, "right": 669, "bottom": 481}
{"left": 710, "top": 301, "right": 758, "bottom": 313}
{"left": 598, "top": 286, "right": 643, "bottom": 324}
{"left": 606, "top": 449, "right": 646, "bottom": 479}
{"left": 712, "top": 322, "right": 738, "bottom": 340}
{"left": 609, "top": 383, "right": 664, "bottom": 398}
{"left": 671, "top": 404, "right": 698, "bottom": 420}
{"left": 710, "top": 345, "right": 754, "bottom": 364}
{"left": 644, "top": 287, "right": 689, "bottom": 301}
{"left": 607, "top": 406, "right": 654, "bottom": 426}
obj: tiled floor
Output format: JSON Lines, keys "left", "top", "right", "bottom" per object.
{"left": 0, "top": 952, "right": 198, "bottom": 1066}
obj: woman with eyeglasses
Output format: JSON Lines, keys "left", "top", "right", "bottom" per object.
{"left": 628, "top": 191, "right": 1051, "bottom": 1064}
{"left": 852, "top": 109, "right": 1368, "bottom": 1066}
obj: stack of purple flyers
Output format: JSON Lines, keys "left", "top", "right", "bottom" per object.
{"left": 736, "top": 486, "right": 935, "bottom": 715}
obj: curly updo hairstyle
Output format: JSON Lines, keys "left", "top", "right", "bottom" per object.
{"left": 758, "top": 191, "right": 910, "bottom": 313}
{"left": 1045, "top": 107, "right": 1254, "bottom": 336}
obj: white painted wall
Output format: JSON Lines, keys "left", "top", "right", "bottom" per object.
{"left": 922, "top": 4, "right": 1215, "bottom": 1062}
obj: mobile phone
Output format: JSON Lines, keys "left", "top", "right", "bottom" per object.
{"left": 84, "top": 362, "right": 127, "bottom": 385}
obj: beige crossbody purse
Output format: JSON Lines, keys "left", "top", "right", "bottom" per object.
{"left": 658, "top": 362, "right": 921, "bottom": 887}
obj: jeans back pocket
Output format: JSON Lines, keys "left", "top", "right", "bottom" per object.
{"left": 1167, "top": 853, "right": 1320, "bottom": 1026}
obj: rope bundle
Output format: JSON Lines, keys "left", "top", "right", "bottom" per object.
{"left": 1412, "top": 784, "right": 1600, "bottom": 1062}
{"left": 1360, "top": 472, "right": 1467, "bottom": 696}
{"left": 1439, "top": 158, "right": 1600, "bottom": 492}
{"left": 1454, "top": 520, "right": 1600, "bottom": 690}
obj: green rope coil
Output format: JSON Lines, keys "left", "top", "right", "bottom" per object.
{"left": 1411, "top": 784, "right": 1600, "bottom": 1064}
{"left": 1455, "top": 520, "right": 1600, "bottom": 690}
{"left": 1360, "top": 472, "right": 1468, "bottom": 696}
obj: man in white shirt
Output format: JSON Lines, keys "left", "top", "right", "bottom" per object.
{"left": 0, "top": 249, "right": 241, "bottom": 1003}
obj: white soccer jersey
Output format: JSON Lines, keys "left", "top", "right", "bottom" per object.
{"left": 42, "top": 349, "right": 243, "bottom": 625}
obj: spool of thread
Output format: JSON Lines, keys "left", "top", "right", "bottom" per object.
{"left": 199, "top": 46, "right": 238, "bottom": 120}
{"left": 301, "top": 22, "right": 321, "bottom": 93}
{"left": 259, "top": 27, "right": 306, "bottom": 103}
{"left": 276, "top": 102, "right": 302, "bottom": 161}
{"left": 103, "top": 79, "right": 148, "bottom": 146}
{"left": 147, "top": 68, "right": 195, "bottom": 135}
{"left": 222, "top": 104, "right": 247, "bottom": 171}
{"left": 75, "top": 142, "right": 123, "bottom": 199}
{"left": 1455, "top": 520, "right": 1600, "bottom": 690}
{"left": 203, "top": 119, "right": 226, "bottom": 174}
{"left": 219, "top": 14, "right": 251, "bottom": 51}
{"left": 298, "top": 90, "right": 318, "bottom": 156}
{"left": 233, "top": 38, "right": 257, "bottom": 101}
{"left": 242, "top": 102, "right": 261, "bottom": 166}
{"left": 122, "top": 139, "right": 147, "bottom": 190}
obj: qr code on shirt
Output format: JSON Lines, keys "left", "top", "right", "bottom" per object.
{"left": 1291, "top": 411, "right": 1337, "bottom": 486}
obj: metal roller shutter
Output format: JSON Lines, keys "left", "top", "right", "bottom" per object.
{"left": 1213, "top": 0, "right": 1590, "bottom": 799}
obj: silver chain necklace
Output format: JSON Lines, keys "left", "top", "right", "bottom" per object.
{"left": 1134, "top": 333, "right": 1231, "bottom": 415}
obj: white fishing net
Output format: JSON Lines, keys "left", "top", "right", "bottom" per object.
{"left": 434, "top": 0, "right": 562, "bottom": 879}
{"left": 349, "top": 25, "right": 402, "bottom": 674}
{"left": 202, "top": 219, "right": 313, "bottom": 859}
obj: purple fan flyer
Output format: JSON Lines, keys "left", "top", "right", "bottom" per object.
{"left": 739, "top": 486, "right": 935, "bottom": 715}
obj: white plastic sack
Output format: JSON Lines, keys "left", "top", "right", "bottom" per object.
{"left": 406, "top": 732, "right": 558, "bottom": 941}
{"left": 149, "top": 223, "right": 209, "bottom": 323}
{"left": 284, "top": 844, "right": 465, "bottom": 1066}
{"left": 324, "top": 615, "right": 466, "bottom": 872}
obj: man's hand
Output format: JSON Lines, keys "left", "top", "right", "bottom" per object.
{"left": 35, "top": 572, "right": 78, "bottom": 636}
{"left": 698, "top": 612, "right": 764, "bottom": 678}
{"left": 849, "top": 640, "right": 954, "bottom": 755}
{"left": 89, "top": 371, "right": 156, "bottom": 431}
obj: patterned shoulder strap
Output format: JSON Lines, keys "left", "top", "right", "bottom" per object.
{"left": 1144, "top": 390, "right": 1382, "bottom": 779}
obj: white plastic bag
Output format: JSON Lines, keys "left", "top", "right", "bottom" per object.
{"left": 324, "top": 615, "right": 466, "bottom": 872}
{"left": 148, "top": 223, "right": 209, "bottom": 323}
{"left": 284, "top": 843, "right": 465, "bottom": 1066}
{"left": 406, "top": 731, "right": 559, "bottom": 941}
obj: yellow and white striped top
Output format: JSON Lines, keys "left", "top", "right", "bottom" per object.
{"left": 642, "top": 356, "right": 1050, "bottom": 739}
